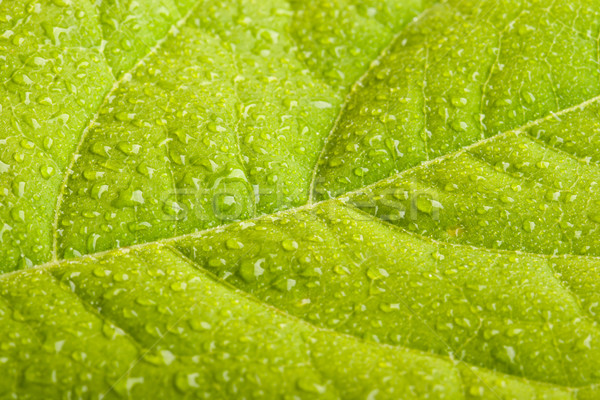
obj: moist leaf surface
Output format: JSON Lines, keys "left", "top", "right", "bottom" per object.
{"left": 1, "top": 0, "right": 600, "bottom": 398}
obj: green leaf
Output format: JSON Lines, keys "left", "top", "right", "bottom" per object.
{"left": 1, "top": 0, "right": 600, "bottom": 398}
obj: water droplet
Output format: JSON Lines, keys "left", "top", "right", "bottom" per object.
{"left": 522, "top": 221, "right": 535, "bottom": 232}
{"left": 40, "top": 165, "right": 55, "bottom": 179}
{"left": 116, "top": 141, "right": 139, "bottom": 155}
{"left": 588, "top": 212, "right": 600, "bottom": 224}
{"left": 113, "top": 186, "right": 145, "bottom": 208}
{"left": 170, "top": 282, "right": 186, "bottom": 292}
{"left": 367, "top": 266, "right": 389, "bottom": 280}
{"left": 189, "top": 320, "right": 212, "bottom": 331}
{"left": 115, "top": 112, "right": 135, "bottom": 122}
{"left": 225, "top": 238, "right": 244, "bottom": 250}
{"left": 353, "top": 167, "right": 367, "bottom": 177}
{"left": 296, "top": 377, "right": 326, "bottom": 394}
{"left": 451, "top": 97, "right": 468, "bottom": 107}
{"left": 174, "top": 371, "right": 199, "bottom": 392}
{"left": 208, "top": 258, "right": 227, "bottom": 268}
{"left": 90, "top": 142, "right": 110, "bottom": 158}
{"left": 281, "top": 239, "right": 298, "bottom": 251}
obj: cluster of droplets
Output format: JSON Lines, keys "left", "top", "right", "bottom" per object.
{"left": 314, "top": 0, "right": 600, "bottom": 203}
{"left": 55, "top": 0, "right": 380, "bottom": 263}
{"left": 4, "top": 225, "right": 587, "bottom": 397}
{"left": 343, "top": 120, "right": 600, "bottom": 257}
{"left": 0, "top": 0, "right": 120, "bottom": 272}
{"left": 3, "top": 243, "right": 485, "bottom": 398}
{"left": 289, "top": 0, "right": 423, "bottom": 90}
{"left": 171, "top": 199, "right": 600, "bottom": 388}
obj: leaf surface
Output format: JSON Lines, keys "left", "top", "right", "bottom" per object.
{"left": 1, "top": 0, "right": 600, "bottom": 398}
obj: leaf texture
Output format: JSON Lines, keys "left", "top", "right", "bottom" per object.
{"left": 1, "top": 0, "right": 600, "bottom": 398}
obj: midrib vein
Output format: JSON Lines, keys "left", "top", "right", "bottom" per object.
{"left": 34, "top": 0, "right": 600, "bottom": 271}
{"left": 19, "top": 88, "right": 600, "bottom": 280}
